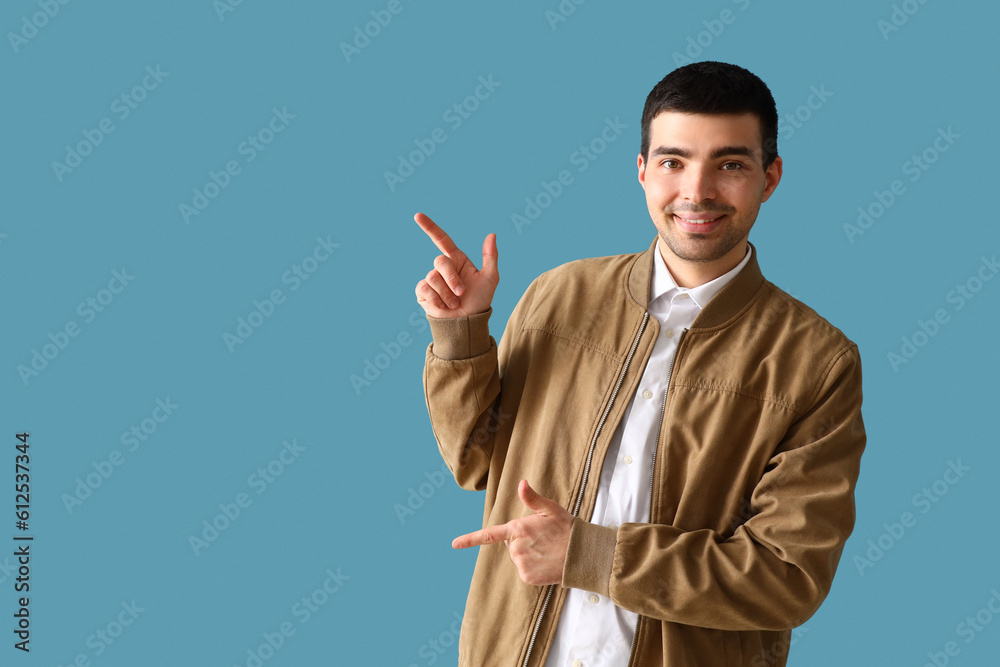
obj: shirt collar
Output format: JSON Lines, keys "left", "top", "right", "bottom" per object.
{"left": 650, "top": 240, "right": 754, "bottom": 309}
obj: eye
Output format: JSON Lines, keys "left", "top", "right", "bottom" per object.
{"left": 721, "top": 161, "right": 744, "bottom": 171}
{"left": 660, "top": 159, "right": 680, "bottom": 168}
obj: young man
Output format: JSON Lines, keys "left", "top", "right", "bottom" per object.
{"left": 414, "top": 61, "right": 866, "bottom": 667}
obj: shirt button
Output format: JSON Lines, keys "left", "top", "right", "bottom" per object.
{"left": 608, "top": 523, "right": 618, "bottom": 530}
{"left": 642, "top": 389, "right": 653, "bottom": 399}
{"left": 664, "top": 328, "right": 674, "bottom": 338}
{"left": 572, "top": 661, "right": 583, "bottom": 667}
{"left": 589, "top": 594, "right": 600, "bottom": 604}
{"left": 623, "top": 455, "right": 633, "bottom": 465}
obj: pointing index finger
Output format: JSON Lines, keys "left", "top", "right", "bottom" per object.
{"left": 415, "top": 212, "right": 468, "bottom": 262}
{"left": 452, "top": 523, "right": 512, "bottom": 549}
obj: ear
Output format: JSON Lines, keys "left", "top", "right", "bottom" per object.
{"left": 637, "top": 153, "right": 647, "bottom": 189}
{"left": 760, "top": 155, "right": 782, "bottom": 203}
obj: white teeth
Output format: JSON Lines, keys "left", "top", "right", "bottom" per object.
{"left": 676, "top": 216, "right": 719, "bottom": 224}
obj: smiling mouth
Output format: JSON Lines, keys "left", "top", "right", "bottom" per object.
{"left": 672, "top": 213, "right": 728, "bottom": 230}
{"left": 674, "top": 215, "right": 723, "bottom": 224}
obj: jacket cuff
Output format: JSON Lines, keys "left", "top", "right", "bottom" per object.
{"left": 562, "top": 517, "right": 617, "bottom": 597}
{"left": 427, "top": 308, "right": 493, "bottom": 360}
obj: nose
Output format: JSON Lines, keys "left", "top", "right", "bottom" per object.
{"left": 679, "top": 164, "right": 718, "bottom": 204}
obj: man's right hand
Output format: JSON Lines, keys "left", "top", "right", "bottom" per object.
{"left": 414, "top": 212, "right": 499, "bottom": 319}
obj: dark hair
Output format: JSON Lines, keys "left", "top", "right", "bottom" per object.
{"left": 640, "top": 61, "right": 779, "bottom": 170}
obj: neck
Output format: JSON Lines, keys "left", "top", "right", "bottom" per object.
{"left": 658, "top": 238, "right": 748, "bottom": 288}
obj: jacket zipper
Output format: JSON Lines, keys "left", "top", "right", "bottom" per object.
{"left": 625, "top": 327, "right": 688, "bottom": 667}
{"left": 521, "top": 312, "right": 651, "bottom": 667}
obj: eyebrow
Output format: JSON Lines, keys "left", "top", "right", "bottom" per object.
{"left": 650, "top": 145, "right": 757, "bottom": 160}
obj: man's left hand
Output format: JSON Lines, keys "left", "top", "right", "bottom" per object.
{"left": 452, "top": 479, "right": 573, "bottom": 586}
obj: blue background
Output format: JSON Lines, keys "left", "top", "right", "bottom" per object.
{"left": 2, "top": 0, "right": 998, "bottom": 665}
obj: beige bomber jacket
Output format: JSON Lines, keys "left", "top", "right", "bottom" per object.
{"left": 422, "top": 238, "right": 866, "bottom": 666}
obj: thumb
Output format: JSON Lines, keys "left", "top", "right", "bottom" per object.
{"left": 518, "top": 479, "right": 555, "bottom": 514}
{"left": 481, "top": 233, "right": 499, "bottom": 282}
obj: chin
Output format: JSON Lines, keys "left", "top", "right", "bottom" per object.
{"left": 660, "top": 234, "right": 738, "bottom": 264}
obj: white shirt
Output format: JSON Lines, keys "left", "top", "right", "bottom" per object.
{"left": 543, "top": 241, "right": 753, "bottom": 667}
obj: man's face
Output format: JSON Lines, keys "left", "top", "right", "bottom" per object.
{"left": 638, "top": 111, "right": 782, "bottom": 276}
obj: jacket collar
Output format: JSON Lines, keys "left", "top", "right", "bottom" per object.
{"left": 626, "top": 236, "right": 766, "bottom": 329}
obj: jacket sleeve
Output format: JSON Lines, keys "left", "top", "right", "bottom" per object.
{"left": 422, "top": 278, "right": 539, "bottom": 491}
{"left": 561, "top": 343, "right": 867, "bottom": 631}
